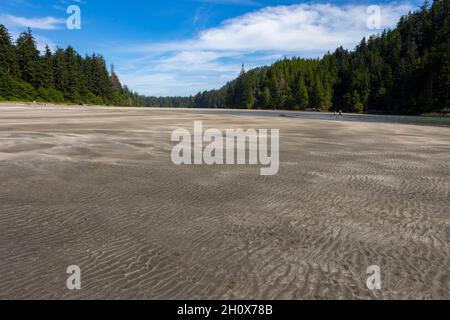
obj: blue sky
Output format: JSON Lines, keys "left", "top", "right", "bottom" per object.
{"left": 0, "top": 0, "right": 423, "bottom": 96}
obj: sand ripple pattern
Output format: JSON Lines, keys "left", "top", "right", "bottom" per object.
{"left": 0, "top": 106, "right": 449, "bottom": 299}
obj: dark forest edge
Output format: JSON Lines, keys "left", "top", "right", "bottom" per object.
{"left": 0, "top": 0, "right": 448, "bottom": 115}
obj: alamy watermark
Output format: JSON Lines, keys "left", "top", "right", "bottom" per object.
{"left": 66, "top": 5, "right": 81, "bottom": 30}
{"left": 64, "top": 4, "right": 382, "bottom": 32}
{"left": 66, "top": 265, "right": 81, "bottom": 290}
{"left": 367, "top": 265, "right": 382, "bottom": 290}
{"left": 171, "top": 121, "right": 280, "bottom": 176}
{"left": 367, "top": 5, "right": 382, "bottom": 30}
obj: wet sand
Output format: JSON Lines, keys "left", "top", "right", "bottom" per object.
{"left": 0, "top": 105, "right": 449, "bottom": 300}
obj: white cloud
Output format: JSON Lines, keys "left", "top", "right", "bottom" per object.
{"left": 0, "top": 14, "right": 65, "bottom": 30}
{"left": 132, "top": 3, "right": 414, "bottom": 55}
{"left": 118, "top": 2, "right": 417, "bottom": 96}
{"left": 34, "top": 34, "right": 57, "bottom": 52}
{"left": 117, "top": 51, "right": 241, "bottom": 96}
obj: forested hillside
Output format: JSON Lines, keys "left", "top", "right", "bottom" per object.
{"left": 194, "top": 0, "right": 449, "bottom": 114}
{"left": 0, "top": 24, "right": 196, "bottom": 107}
{"left": 0, "top": 0, "right": 448, "bottom": 114}
{"left": 0, "top": 27, "right": 136, "bottom": 105}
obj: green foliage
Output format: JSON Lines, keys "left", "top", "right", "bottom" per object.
{"left": 0, "top": 25, "right": 137, "bottom": 106}
{"left": 0, "top": 73, "right": 35, "bottom": 101}
{"left": 294, "top": 77, "right": 309, "bottom": 110}
{"left": 0, "top": 25, "right": 17, "bottom": 77}
{"left": 0, "top": 1, "right": 448, "bottom": 114}
{"left": 16, "top": 28, "right": 39, "bottom": 87}
{"left": 35, "top": 87, "right": 65, "bottom": 103}
{"left": 190, "top": 1, "right": 449, "bottom": 114}
{"left": 261, "top": 87, "right": 272, "bottom": 109}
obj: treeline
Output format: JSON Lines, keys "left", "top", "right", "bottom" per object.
{"left": 0, "top": 24, "right": 198, "bottom": 107}
{"left": 0, "top": 25, "right": 143, "bottom": 105}
{"left": 131, "top": 95, "right": 195, "bottom": 108}
{"left": 194, "top": 0, "right": 449, "bottom": 114}
{"left": 0, "top": 1, "right": 448, "bottom": 114}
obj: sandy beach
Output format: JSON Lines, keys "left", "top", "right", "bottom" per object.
{"left": 0, "top": 105, "right": 448, "bottom": 299}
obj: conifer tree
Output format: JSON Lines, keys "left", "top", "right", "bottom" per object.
{"left": 16, "top": 28, "right": 39, "bottom": 86}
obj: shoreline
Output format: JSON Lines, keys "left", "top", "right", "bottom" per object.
{"left": 1, "top": 103, "right": 448, "bottom": 128}
{"left": 1, "top": 101, "right": 448, "bottom": 118}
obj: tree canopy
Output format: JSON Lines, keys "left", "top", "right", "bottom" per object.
{"left": 188, "top": 0, "right": 449, "bottom": 114}
{"left": 0, "top": 25, "right": 140, "bottom": 106}
{"left": 0, "top": 0, "right": 448, "bottom": 114}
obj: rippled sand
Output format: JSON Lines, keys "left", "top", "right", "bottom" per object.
{"left": 0, "top": 105, "right": 449, "bottom": 300}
